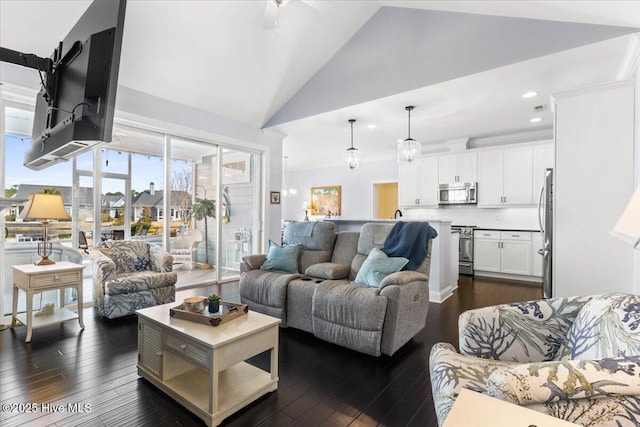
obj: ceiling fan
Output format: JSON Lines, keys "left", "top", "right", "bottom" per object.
{"left": 263, "top": 0, "right": 331, "bottom": 33}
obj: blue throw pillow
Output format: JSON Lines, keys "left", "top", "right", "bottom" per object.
{"left": 261, "top": 241, "right": 300, "bottom": 273}
{"left": 354, "top": 247, "right": 409, "bottom": 288}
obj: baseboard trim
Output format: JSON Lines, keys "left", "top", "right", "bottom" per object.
{"left": 474, "top": 271, "right": 542, "bottom": 283}
{"left": 430, "top": 285, "right": 454, "bottom": 303}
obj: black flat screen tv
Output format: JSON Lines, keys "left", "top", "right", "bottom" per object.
{"left": 21, "top": 0, "right": 127, "bottom": 170}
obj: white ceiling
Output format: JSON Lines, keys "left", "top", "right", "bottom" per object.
{"left": 1, "top": 1, "right": 639, "bottom": 171}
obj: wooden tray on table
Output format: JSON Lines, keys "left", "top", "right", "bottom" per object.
{"left": 169, "top": 300, "right": 248, "bottom": 326}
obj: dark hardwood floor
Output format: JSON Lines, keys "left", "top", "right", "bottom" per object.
{"left": 0, "top": 276, "right": 542, "bottom": 427}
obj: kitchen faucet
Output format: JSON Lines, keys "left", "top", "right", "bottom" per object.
{"left": 394, "top": 209, "right": 403, "bottom": 219}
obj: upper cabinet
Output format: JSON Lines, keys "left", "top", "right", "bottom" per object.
{"left": 398, "top": 156, "right": 439, "bottom": 207}
{"left": 438, "top": 152, "right": 477, "bottom": 184}
{"left": 397, "top": 142, "right": 552, "bottom": 209}
{"left": 478, "top": 146, "right": 533, "bottom": 206}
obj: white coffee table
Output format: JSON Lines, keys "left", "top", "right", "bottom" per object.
{"left": 136, "top": 303, "right": 281, "bottom": 427}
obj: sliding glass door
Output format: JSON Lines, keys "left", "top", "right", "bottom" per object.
{"left": 1, "top": 91, "right": 265, "bottom": 320}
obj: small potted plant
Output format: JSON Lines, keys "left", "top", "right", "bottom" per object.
{"left": 208, "top": 293, "right": 221, "bottom": 313}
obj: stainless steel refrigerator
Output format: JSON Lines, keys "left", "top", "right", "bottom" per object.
{"left": 538, "top": 168, "right": 553, "bottom": 298}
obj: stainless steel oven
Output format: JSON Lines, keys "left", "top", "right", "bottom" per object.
{"left": 452, "top": 226, "right": 475, "bottom": 275}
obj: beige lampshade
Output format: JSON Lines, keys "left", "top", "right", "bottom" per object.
{"left": 611, "top": 183, "right": 640, "bottom": 247}
{"left": 19, "top": 193, "right": 70, "bottom": 220}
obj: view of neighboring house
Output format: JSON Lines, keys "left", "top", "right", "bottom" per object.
{"left": 101, "top": 194, "right": 124, "bottom": 219}
{"left": 10, "top": 184, "right": 93, "bottom": 220}
{"left": 131, "top": 182, "right": 191, "bottom": 222}
{"left": 4, "top": 183, "right": 192, "bottom": 223}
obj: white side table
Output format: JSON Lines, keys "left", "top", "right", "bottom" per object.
{"left": 10, "top": 261, "right": 85, "bottom": 343}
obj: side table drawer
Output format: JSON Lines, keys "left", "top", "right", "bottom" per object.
{"left": 165, "top": 332, "right": 209, "bottom": 368}
{"left": 30, "top": 271, "right": 82, "bottom": 289}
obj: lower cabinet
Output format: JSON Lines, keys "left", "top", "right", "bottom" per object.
{"left": 474, "top": 230, "right": 532, "bottom": 277}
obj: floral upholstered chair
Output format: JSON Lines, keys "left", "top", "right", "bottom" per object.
{"left": 430, "top": 293, "right": 640, "bottom": 426}
{"left": 89, "top": 240, "right": 177, "bottom": 319}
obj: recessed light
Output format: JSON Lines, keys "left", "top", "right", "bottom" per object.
{"left": 522, "top": 91, "right": 538, "bottom": 98}
{"left": 396, "top": 139, "right": 403, "bottom": 143}
{"left": 367, "top": 124, "right": 376, "bottom": 129}
{"left": 530, "top": 117, "right": 542, "bottom": 123}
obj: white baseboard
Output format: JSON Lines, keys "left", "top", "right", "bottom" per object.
{"left": 474, "top": 271, "right": 542, "bottom": 283}
{"left": 430, "top": 284, "right": 454, "bottom": 303}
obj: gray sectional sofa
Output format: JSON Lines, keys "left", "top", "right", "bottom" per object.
{"left": 239, "top": 221, "right": 433, "bottom": 356}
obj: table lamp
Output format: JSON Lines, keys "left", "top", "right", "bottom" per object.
{"left": 19, "top": 193, "right": 69, "bottom": 265}
{"left": 611, "top": 183, "right": 640, "bottom": 247}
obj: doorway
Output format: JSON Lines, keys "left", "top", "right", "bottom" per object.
{"left": 373, "top": 182, "right": 398, "bottom": 219}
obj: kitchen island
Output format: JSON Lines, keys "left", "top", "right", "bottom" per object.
{"left": 321, "top": 218, "right": 455, "bottom": 303}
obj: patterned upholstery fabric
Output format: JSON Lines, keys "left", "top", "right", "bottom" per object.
{"left": 89, "top": 240, "right": 177, "bottom": 319}
{"left": 430, "top": 294, "right": 640, "bottom": 426}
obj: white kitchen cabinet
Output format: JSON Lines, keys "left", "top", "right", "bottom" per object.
{"left": 474, "top": 230, "right": 532, "bottom": 276}
{"left": 531, "top": 232, "right": 543, "bottom": 277}
{"left": 398, "top": 156, "right": 439, "bottom": 207}
{"left": 504, "top": 147, "right": 533, "bottom": 205}
{"left": 477, "top": 150, "right": 503, "bottom": 205}
{"left": 477, "top": 146, "right": 533, "bottom": 206}
{"left": 500, "top": 231, "right": 532, "bottom": 275}
{"left": 438, "top": 152, "right": 477, "bottom": 184}
{"left": 473, "top": 231, "right": 501, "bottom": 272}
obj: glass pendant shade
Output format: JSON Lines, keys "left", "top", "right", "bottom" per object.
{"left": 398, "top": 106, "right": 421, "bottom": 164}
{"left": 347, "top": 147, "right": 361, "bottom": 170}
{"left": 346, "top": 119, "right": 361, "bottom": 170}
{"left": 397, "top": 138, "right": 421, "bottom": 163}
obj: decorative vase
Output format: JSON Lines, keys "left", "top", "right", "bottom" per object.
{"left": 208, "top": 300, "right": 220, "bottom": 313}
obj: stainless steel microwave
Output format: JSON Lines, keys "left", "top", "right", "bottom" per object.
{"left": 438, "top": 183, "right": 477, "bottom": 205}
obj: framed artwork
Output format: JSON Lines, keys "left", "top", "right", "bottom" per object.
{"left": 270, "top": 191, "right": 281, "bottom": 204}
{"left": 310, "top": 186, "right": 341, "bottom": 216}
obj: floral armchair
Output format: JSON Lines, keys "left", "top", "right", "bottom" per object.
{"left": 89, "top": 240, "right": 177, "bottom": 319}
{"left": 430, "top": 293, "right": 640, "bottom": 426}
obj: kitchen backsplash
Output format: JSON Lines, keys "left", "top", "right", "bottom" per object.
{"left": 403, "top": 206, "right": 540, "bottom": 230}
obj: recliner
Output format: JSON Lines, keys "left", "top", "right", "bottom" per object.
{"left": 239, "top": 221, "right": 433, "bottom": 356}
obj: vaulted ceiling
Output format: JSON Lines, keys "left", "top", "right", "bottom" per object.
{"left": 1, "top": 1, "right": 639, "bottom": 170}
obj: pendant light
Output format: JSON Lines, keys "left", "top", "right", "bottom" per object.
{"left": 397, "top": 106, "right": 421, "bottom": 163}
{"left": 346, "top": 119, "right": 361, "bottom": 170}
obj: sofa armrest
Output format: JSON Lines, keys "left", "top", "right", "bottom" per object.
{"left": 487, "top": 356, "right": 640, "bottom": 405}
{"left": 459, "top": 296, "right": 593, "bottom": 362}
{"left": 241, "top": 254, "right": 266, "bottom": 271}
{"left": 378, "top": 272, "right": 430, "bottom": 355}
{"left": 88, "top": 249, "right": 117, "bottom": 281}
{"left": 378, "top": 270, "right": 426, "bottom": 291}
{"left": 305, "top": 262, "right": 350, "bottom": 280}
{"left": 149, "top": 244, "right": 174, "bottom": 272}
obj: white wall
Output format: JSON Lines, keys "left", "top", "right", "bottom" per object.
{"left": 282, "top": 158, "right": 398, "bottom": 221}
{"left": 553, "top": 80, "right": 635, "bottom": 297}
